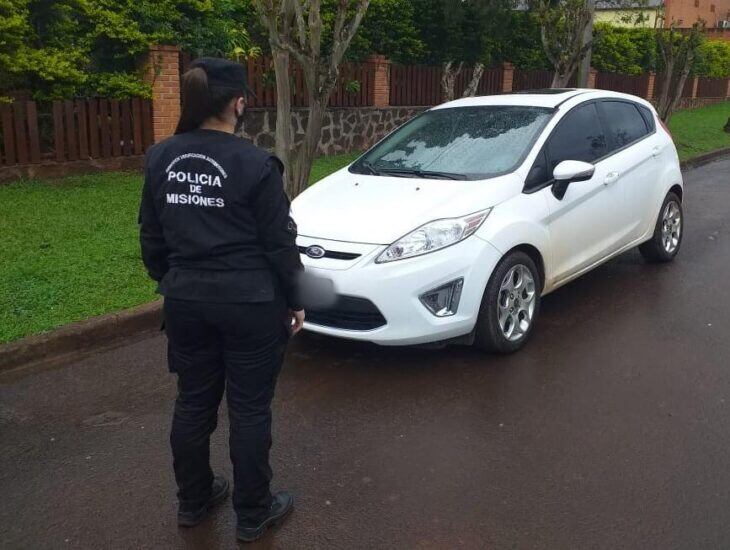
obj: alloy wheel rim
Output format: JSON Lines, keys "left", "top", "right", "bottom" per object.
{"left": 661, "top": 201, "right": 681, "bottom": 255}
{"left": 497, "top": 264, "right": 537, "bottom": 342}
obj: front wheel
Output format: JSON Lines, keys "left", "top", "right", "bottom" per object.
{"left": 639, "top": 192, "right": 683, "bottom": 263}
{"left": 474, "top": 251, "right": 541, "bottom": 354}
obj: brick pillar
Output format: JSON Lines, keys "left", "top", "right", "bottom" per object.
{"left": 501, "top": 63, "right": 514, "bottom": 93}
{"left": 646, "top": 71, "right": 656, "bottom": 99}
{"left": 587, "top": 67, "right": 598, "bottom": 89}
{"left": 367, "top": 55, "right": 391, "bottom": 107}
{"left": 142, "top": 45, "right": 181, "bottom": 142}
{"left": 691, "top": 75, "right": 699, "bottom": 99}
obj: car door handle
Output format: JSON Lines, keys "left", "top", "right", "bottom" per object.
{"left": 651, "top": 146, "right": 662, "bottom": 158}
{"left": 603, "top": 172, "right": 620, "bottom": 186}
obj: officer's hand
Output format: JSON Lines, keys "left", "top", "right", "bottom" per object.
{"left": 290, "top": 309, "right": 305, "bottom": 335}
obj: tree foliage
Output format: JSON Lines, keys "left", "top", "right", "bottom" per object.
{"left": 347, "top": 0, "right": 425, "bottom": 62}
{"left": 2, "top": 0, "right": 729, "bottom": 102}
{"left": 591, "top": 23, "right": 656, "bottom": 74}
{"left": 695, "top": 39, "right": 730, "bottom": 78}
{"left": 533, "top": 0, "right": 593, "bottom": 87}
{"left": 0, "top": 0, "right": 257, "bottom": 100}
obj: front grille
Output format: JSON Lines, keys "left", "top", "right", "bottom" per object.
{"left": 298, "top": 246, "right": 361, "bottom": 261}
{"left": 306, "top": 296, "right": 386, "bottom": 331}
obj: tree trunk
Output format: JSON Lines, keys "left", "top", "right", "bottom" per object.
{"left": 271, "top": 47, "right": 296, "bottom": 196}
{"left": 441, "top": 62, "right": 462, "bottom": 102}
{"left": 551, "top": 69, "right": 572, "bottom": 88}
{"left": 462, "top": 63, "right": 485, "bottom": 97}
{"left": 656, "top": 60, "right": 674, "bottom": 120}
{"left": 291, "top": 97, "right": 326, "bottom": 197}
{"left": 575, "top": 0, "right": 595, "bottom": 87}
{"left": 664, "top": 55, "right": 694, "bottom": 123}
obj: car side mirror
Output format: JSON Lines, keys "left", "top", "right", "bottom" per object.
{"left": 551, "top": 160, "right": 595, "bottom": 200}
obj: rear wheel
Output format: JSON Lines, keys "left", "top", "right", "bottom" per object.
{"left": 639, "top": 192, "right": 683, "bottom": 263}
{"left": 474, "top": 251, "right": 541, "bottom": 354}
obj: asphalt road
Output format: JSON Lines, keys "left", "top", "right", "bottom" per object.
{"left": 2, "top": 156, "right": 730, "bottom": 550}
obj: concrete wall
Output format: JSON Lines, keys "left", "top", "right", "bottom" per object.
{"left": 238, "top": 106, "right": 426, "bottom": 155}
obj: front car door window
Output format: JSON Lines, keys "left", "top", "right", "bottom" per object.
{"left": 546, "top": 102, "right": 607, "bottom": 170}
{"left": 599, "top": 100, "right": 650, "bottom": 152}
{"left": 523, "top": 103, "right": 606, "bottom": 193}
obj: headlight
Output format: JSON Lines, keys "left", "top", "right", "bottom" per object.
{"left": 375, "top": 209, "right": 491, "bottom": 263}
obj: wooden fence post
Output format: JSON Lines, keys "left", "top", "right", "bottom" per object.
{"left": 501, "top": 63, "right": 514, "bottom": 93}
{"left": 691, "top": 75, "right": 699, "bottom": 99}
{"left": 142, "top": 44, "right": 181, "bottom": 143}
{"left": 726, "top": 77, "right": 730, "bottom": 98}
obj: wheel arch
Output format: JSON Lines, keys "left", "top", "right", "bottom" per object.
{"left": 505, "top": 244, "right": 546, "bottom": 292}
{"left": 669, "top": 183, "right": 683, "bottom": 202}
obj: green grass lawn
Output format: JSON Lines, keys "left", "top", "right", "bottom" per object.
{"left": 669, "top": 101, "right": 730, "bottom": 161}
{"left": 1, "top": 102, "right": 729, "bottom": 344}
{"left": 0, "top": 152, "right": 359, "bottom": 343}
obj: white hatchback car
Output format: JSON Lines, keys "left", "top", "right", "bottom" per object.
{"left": 292, "top": 89, "right": 683, "bottom": 353}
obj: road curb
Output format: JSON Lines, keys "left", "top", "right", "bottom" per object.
{"left": 0, "top": 301, "right": 162, "bottom": 373}
{"left": 680, "top": 147, "right": 730, "bottom": 170}
{"left": 2, "top": 149, "right": 729, "bottom": 372}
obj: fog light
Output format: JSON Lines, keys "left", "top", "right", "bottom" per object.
{"left": 419, "top": 278, "right": 464, "bottom": 317}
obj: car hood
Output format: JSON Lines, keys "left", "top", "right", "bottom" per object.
{"left": 291, "top": 167, "right": 523, "bottom": 245}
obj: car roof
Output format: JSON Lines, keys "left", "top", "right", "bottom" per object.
{"left": 432, "top": 88, "right": 650, "bottom": 110}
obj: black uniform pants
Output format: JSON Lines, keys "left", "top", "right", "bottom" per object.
{"left": 163, "top": 296, "right": 289, "bottom": 527}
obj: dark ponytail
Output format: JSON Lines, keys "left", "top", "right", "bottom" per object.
{"left": 175, "top": 66, "right": 242, "bottom": 134}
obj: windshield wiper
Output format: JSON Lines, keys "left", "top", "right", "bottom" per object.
{"left": 379, "top": 168, "right": 467, "bottom": 180}
{"left": 358, "top": 160, "right": 381, "bottom": 175}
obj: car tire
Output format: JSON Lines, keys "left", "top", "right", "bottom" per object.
{"left": 474, "top": 251, "right": 541, "bottom": 354}
{"left": 639, "top": 191, "right": 683, "bottom": 263}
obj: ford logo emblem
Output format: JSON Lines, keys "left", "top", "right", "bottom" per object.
{"left": 305, "top": 245, "right": 326, "bottom": 259}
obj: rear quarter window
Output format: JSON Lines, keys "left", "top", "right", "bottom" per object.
{"left": 637, "top": 104, "right": 656, "bottom": 133}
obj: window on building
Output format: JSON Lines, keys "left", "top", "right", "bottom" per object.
{"left": 710, "top": 4, "right": 715, "bottom": 12}
{"left": 694, "top": 0, "right": 699, "bottom": 7}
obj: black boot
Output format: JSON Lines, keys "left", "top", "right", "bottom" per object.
{"left": 177, "top": 475, "right": 230, "bottom": 527}
{"left": 236, "top": 491, "right": 293, "bottom": 543}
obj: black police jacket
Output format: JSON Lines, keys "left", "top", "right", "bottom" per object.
{"left": 138, "top": 129, "right": 303, "bottom": 309}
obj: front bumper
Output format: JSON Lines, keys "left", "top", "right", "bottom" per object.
{"left": 297, "top": 235, "right": 503, "bottom": 346}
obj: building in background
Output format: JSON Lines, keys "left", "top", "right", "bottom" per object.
{"left": 594, "top": 0, "right": 730, "bottom": 28}
{"left": 663, "top": 0, "right": 730, "bottom": 27}
{"left": 595, "top": 0, "right": 664, "bottom": 27}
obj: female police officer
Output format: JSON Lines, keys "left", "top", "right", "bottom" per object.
{"left": 138, "top": 57, "right": 304, "bottom": 543}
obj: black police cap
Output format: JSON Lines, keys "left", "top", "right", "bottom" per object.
{"left": 189, "top": 57, "right": 254, "bottom": 97}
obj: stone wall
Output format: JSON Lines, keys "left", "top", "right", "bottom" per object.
{"left": 238, "top": 106, "right": 426, "bottom": 155}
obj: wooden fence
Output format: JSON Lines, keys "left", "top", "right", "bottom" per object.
{"left": 389, "top": 65, "right": 503, "bottom": 106}
{"left": 697, "top": 77, "right": 728, "bottom": 98}
{"left": 595, "top": 72, "right": 648, "bottom": 96}
{"left": 245, "top": 57, "right": 376, "bottom": 108}
{"left": 182, "top": 53, "right": 377, "bottom": 109}
{"left": 390, "top": 65, "right": 442, "bottom": 106}
{"left": 0, "top": 98, "right": 153, "bottom": 167}
{"left": 513, "top": 69, "right": 553, "bottom": 91}
{"left": 654, "top": 74, "right": 696, "bottom": 99}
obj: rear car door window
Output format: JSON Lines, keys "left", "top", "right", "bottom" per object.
{"left": 599, "top": 101, "right": 649, "bottom": 152}
{"left": 546, "top": 103, "right": 607, "bottom": 171}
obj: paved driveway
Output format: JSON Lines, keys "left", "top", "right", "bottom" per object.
{"left": 2, "top": 156, "right": 730, "bottom": 549}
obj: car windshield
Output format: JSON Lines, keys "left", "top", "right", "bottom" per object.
{"left": 350, "top": 106, "right": 553, "bottom": 180}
